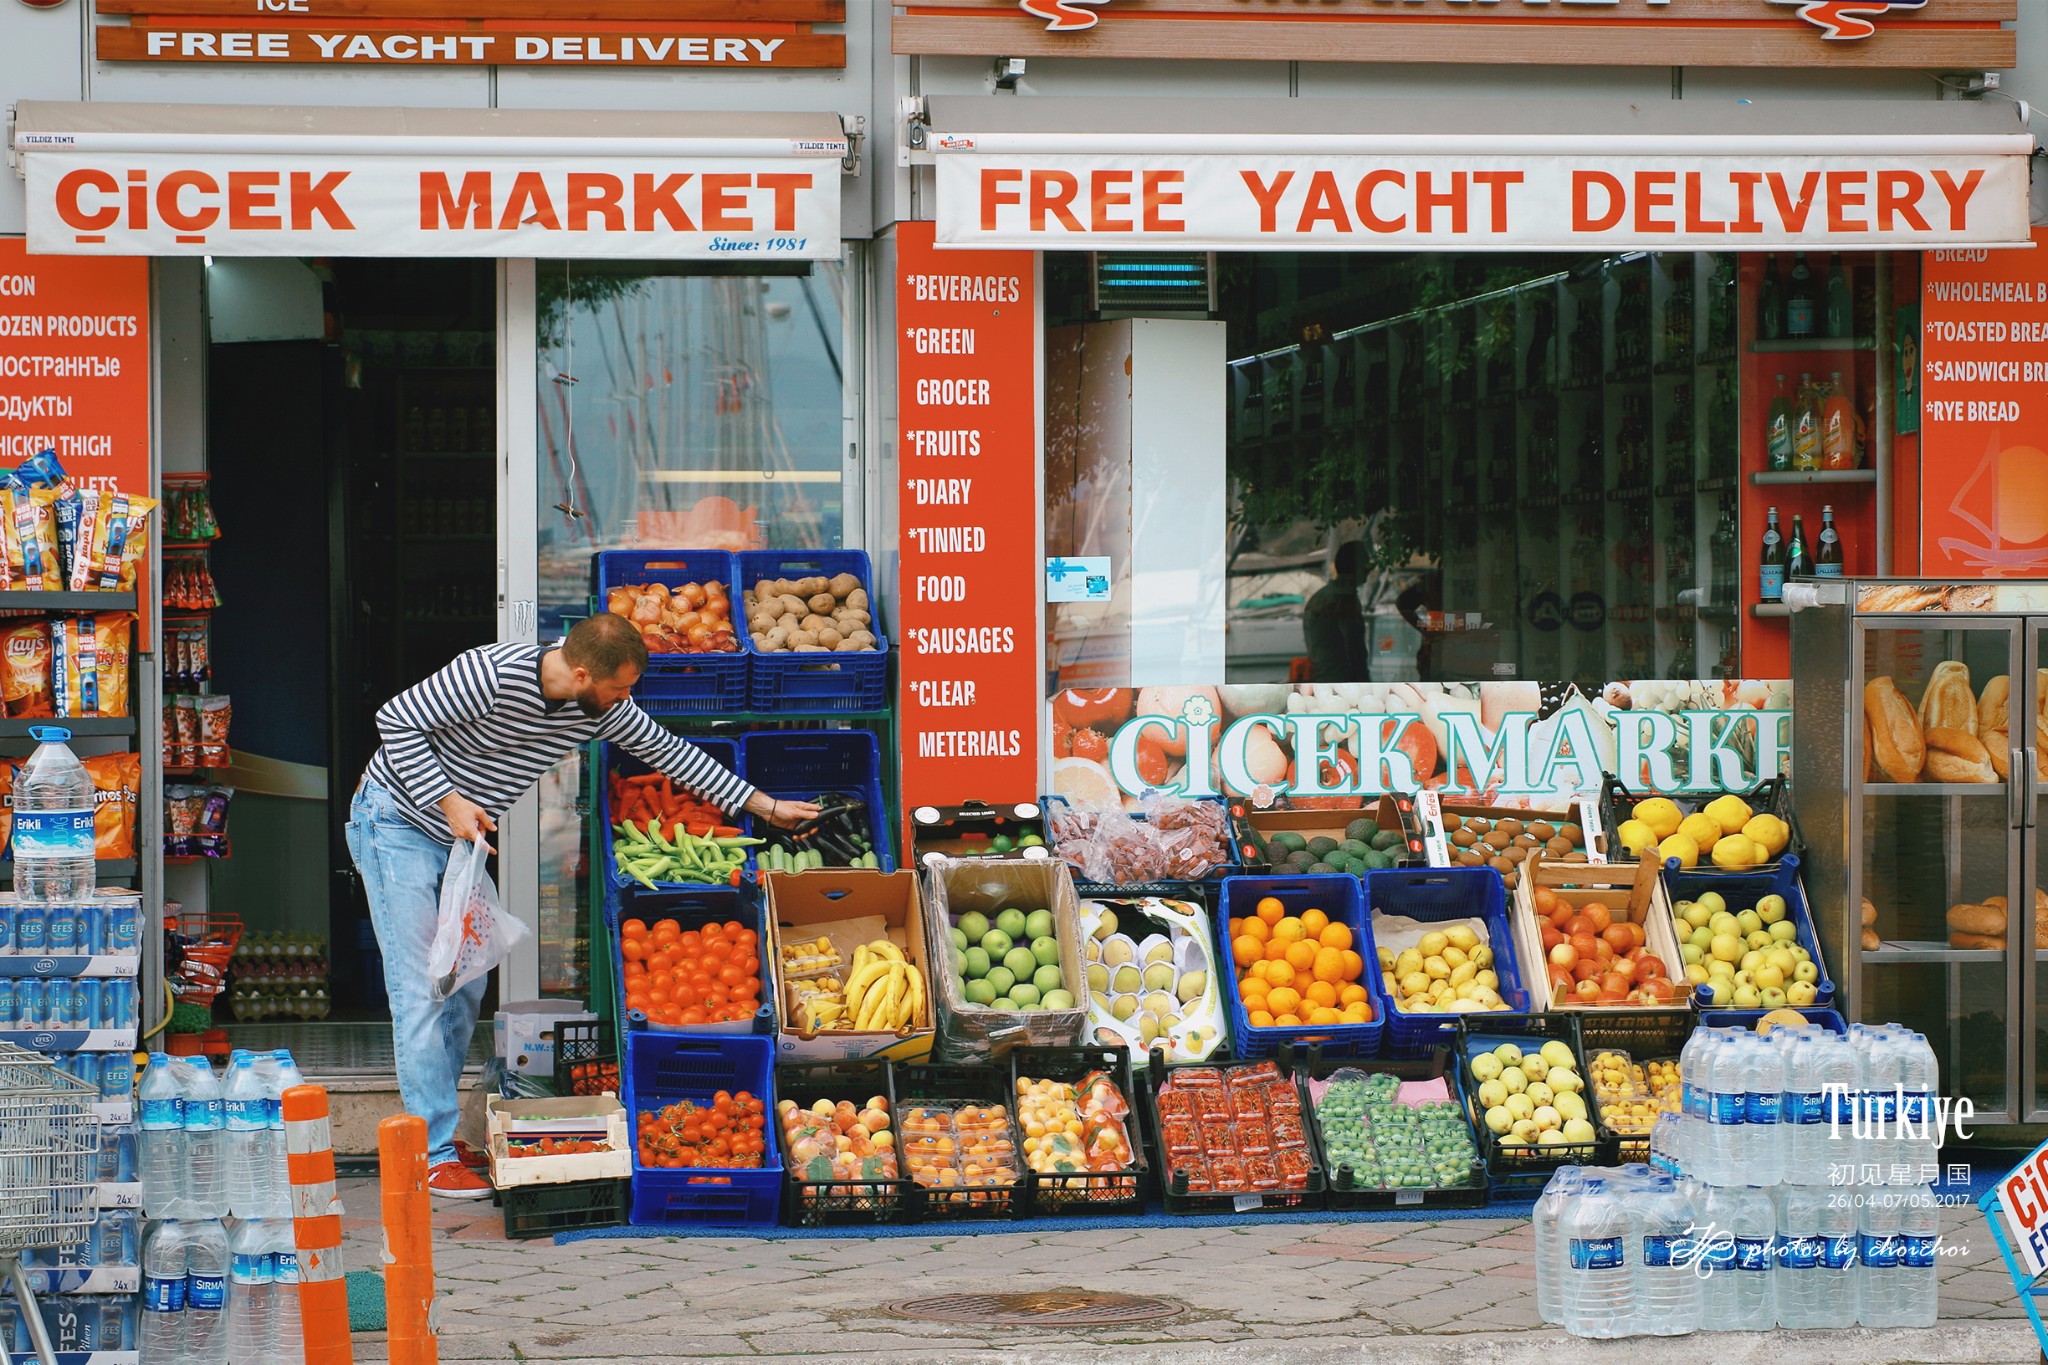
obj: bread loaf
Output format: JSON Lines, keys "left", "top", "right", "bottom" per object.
{"left": 1950, "top": 932, "right": 2005, "bottom": 951}
{"left": 1862, "top": 927, "right": 1882, "bottom": 952}
{"left": 1919, "top": 661, "right": 1979, "bottom": 736}
{"left": 1864, "top": 677, "right": 1925, "bottom": 783}
{"left": 1988, "top": 740, "right": 2011, "bottom": 780}
{"left": 1947, "top": 901, "right": 2007, "bottom": 937}
{"left": 1859, "top": 585, "right": 1944, "bottom": 613}
{"left": 1980, "top": 674, "right": 2011, "bottom": 733}
{"left": 1863, "top": 712, "right": 1874, "bottom": 783}
{"left": 1925, "top": 726, "right": 1998, "bottom": 783}
{"left": 1860, "top": 897, "right": 1878, "bottom": 928}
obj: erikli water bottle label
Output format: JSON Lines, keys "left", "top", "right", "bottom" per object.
{"left": 144, "top": 1275, "right": 185, "bottom": 1314}
{"left": 13, "top": 810, "right": 95, "bottom": 861}
{"left": 1710, "top": 1092, "right": 1747, "bottom": 1125}
{"left": 1821, "top": 1236, "right": 1860, "bottom": 1270}
{"left": 1734, "top": 1237, "right": 1774, "bottom": 1272}
{"left": 1903, "top": 1235, "right": 1938, "bottom": 1269}
{"left": 1568, "top": 1237, "right": 1625, "bottom": 1271}
{"left": 1746, "top": 1090, "right": 1781, "bottom": 1126}
{"left": 1863, "top": 1234, "right": 1903, "bottom": 1269}
{"left": 230, "top": 1252, "right": 267, "bottom": 1282}
{"left": 274, "top": 1250, "right": 300, "bottom": 1284}
{"left": 1786, "top": 1089, "right": 1825, "bottom": 1125}
{"left": 188, "top": 1272, "right": 226, "bottom": 1311}
{"left": 140, "top": 1095, "right": 180, "bottom": 1129}
{"left": 1643, "top": 1235, "right": 1696, "bottom": 1268}
{"left": 1776, "top": 1235, "right": 1821, "bottom": 1269}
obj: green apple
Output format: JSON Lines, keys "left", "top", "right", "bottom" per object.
{"left": 1709, "top": 912, "right": 1740, "bottom": 936}
{"left": 1732, "top": 984, "right": 1763, "bottom": 1008}
{"left": 996, "top": 908, "right": 1028, "bottom": 939}
{"left": 1033, "top": 963, "right": 1064, "bottom": 994}
{"left": 1793, "top": 961, "right": 1819, "bottom": 984}
{"left": 981, "top": 929, "right": 1014, "bottom": 957}
{"left": 1681, "top": 943, "right": 1704, "bottom": 966}
{"left": 1736, "top": 909, "right": 1763, "bottom": 936}
{"left": 1043, "top": 989, "right": 1076, "bottom": 1010}
{"left": 950, "top": 927, "right": 969, "bottom": 952}
{"left": 964, "top": 979, "right": 997, "bottom": 1006}
{"left": 1031, "top": 935, "right": 1061, "bottom": 968}
{"left": 1697, "top": 892, "right": 1727, "bottom": 916}
{"left": 1010, "top": 982, "right": 1042, "bottom": 1007}
{"left": 991, "top": 996, "right": 1018, "bottom": 1011}
{"left": 1769, "top": 920, "right": 1799, "bottom": 943}
{"left": 951, "top": 947, "right": 968, "bottom": 977}
{"left": 1707, "top": 979, "right": 1733, "bottom": 1007}
{"left": 958, "top": 911, "right": 991, "bottom": 943}
{"left": 985, "top": 965, "right": 1016, "bottom": 997}
{"left": 1757, "top": 894, "right": 1788, "bottom": 924}
{"left": 1003, "top": 947, "right": 1040, "bottom": 980}
{"left": 1786, "top": 981, "right": 1818, "bottom": 1006}
{"left": 1746, "top": 930, "right": 1775, "bottom": 951}
{"left": 1759, "top": 986, "right": 1788, "bottom": 1009}
{"left": 1710, "top": 933, "right": 1744, "bottom": 963}
{"left": 963, "top": 947, "right": 991, "bottom": 980}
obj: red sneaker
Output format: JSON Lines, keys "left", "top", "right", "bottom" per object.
{"left": 454, "top": 1139, "right": 488, "bottom": 1171}
{"left": 427, "top": 1161, "right": 493, "bottom": 1199}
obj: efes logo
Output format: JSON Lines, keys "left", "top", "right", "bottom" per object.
{"left": 1770, "top": 0, "right": 1929, "bottom": 40}
{"left": 1020, "top": 0, "right": 1111, "bottom": 32}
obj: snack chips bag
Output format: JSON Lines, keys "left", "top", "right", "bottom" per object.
{"left": 54, "top": 485, "right": 93, "bottom": 589}
{"left": 92, "top": 613, "right": 132, "bottom": 718}
{"left": 172, "top": 696, "right": 200, "bottom": 769}
{"left": 0, "top": 621, "right": 53, "bottom": 719}
{"left": 51, "top": 615, "right": 98, "bottom": 720}
{"left": 199, "top": 694, "right": 232, "bottom": 768}
{"left": 6, "top": 450, "right": 67, "bottom": 494}
{"left": 0, "top": 759, "right": 14, "bottom": 856}
{"left": 82, "top": 752, "right": 137, "bottom": 860}
{"left": 5, "top": 489, "right": 62, "bottom": 590}
{"left": 83, "top": 492, "right": 157, "bottom": 593}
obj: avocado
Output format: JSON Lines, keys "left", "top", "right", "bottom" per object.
{"left": 1339, "top": 839, "right": 1370, "bottom": 858}
{"left": 1345, "top": 818, "right": 1377, "bottom": 843}
{"left": 1271, "top": 831, "right": 1308, "bottom": 854}
{"left": 1307, "top": 836, "right": 1340, "bottom": 858}
{"left": 1287, "top": 850, "right": 1318, "bottom": 871}
{"left": 1307, "top": 861, "right": 1337, "bottom": 875}
{"left": 1371, "top": 829, "right": 1404, "bottom": 851}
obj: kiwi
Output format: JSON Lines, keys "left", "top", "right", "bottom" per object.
{"left": 1563, "top": 850, "right": 1589, "bottom": 864}
{"left": 1546, "top": 836, "right": 1574, "bottom": 856}
{"left": 1529, "top": 821, "right": 1557, "bottom": 842}
{"left": 1488, "top": 855, "right": 1515, "bottom": 875}
{"left": 1452, "top": 828, "right": 1477, "bottom": 848}
{"left": 1497, "top": 818, "right": 1525, "bottom": 839}
{"left": 1443, "top": 813, "right": 1463, "bottom": 831}
{"left": 1456, "top": 850, "right": 1483, "bottom": 867}
{"left": 1503, "top": 868, "right": 1520, "bottom": 891}
{"left": 1464, "top": 817, "right": 1491, "bottom": 834}
{"left": 1513, "top": 834, "right": 1541, "bottom": 850}
{"left": 1560, "top": 822, "right": 1584, "bottom": 843}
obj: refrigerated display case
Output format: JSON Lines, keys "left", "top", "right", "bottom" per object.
{"left": 1792, "top": 578, "right": 2048, "bottom": 1125}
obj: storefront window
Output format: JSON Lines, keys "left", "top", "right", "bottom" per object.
{"left": 532, "top": 259, "right": 848, "bottom": 994}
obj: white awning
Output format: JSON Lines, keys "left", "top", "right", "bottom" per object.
{"left": 12, "top": 101, "right": 848, "bottom": 259}
{"left": 922, "top": 97, "right": 2037, "bottom": 251}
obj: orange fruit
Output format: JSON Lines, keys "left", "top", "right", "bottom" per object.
{"left": 1318, "top": 922, "right": 1353, "bottom": 952}
{"left": 1241, "top": 917, "right": 1271, "bottom": 944}
{"left": 1299, "top": 908, "right": 1329, "bottom": 937}
{"left": 1264, "top": 937, "right": 1288, "bottom": 962}
{"left": 1342, "top": 1001, "right": 1373, "bottom": 1022}
{"left": 1239, "top": 975, "right": 1271, "bottom": 1002}
{"left": 1313, "top": 947, "right": 1347, "bottom": 984}
{"left": 1340, "top": 949, "right": 1365, "bottom": 980}
{"left": 1249, "top": 1009, "right": 1276, "bottom": 1028}
{"left": 1256, "top": 897, "right": 1285, "bottom": 925}
{"left": 1274, "top": 1014, "right": 1303, "bottom": 1028}
{"left": 1272, "top": 917, "right": 1305, "bottom": 945}
{"left": 1339, "top": 983, "right": 1370, "bottom": 1006}
{"left": 1284, "top": 939, "right": 1319, "bottom": 973}
{"left": 1308, "top": 1006, "right": 1342, "bottom": 1026}
{"left": 1304, "top": 980, "right": 1338, "bottom": 1009}
{"left": 1263, "top": 961, "right": 1295, "bottom": 989}
{"left": 1266, "top": 986, "right": 1302, "bottom": 1017}
{"left": 1233, "top": 935, "right": 1262, "bottom": 967}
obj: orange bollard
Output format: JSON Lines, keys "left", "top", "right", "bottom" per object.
{"left": 379, "top": 1115, "right": 439, "bottom": 1365}
{"left": 284, "top": 1083, "right": 353, "bottom": 1365}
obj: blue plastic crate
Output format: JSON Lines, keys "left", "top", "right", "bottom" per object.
{"left": 595, "top": 550, "right": 750, "bottom": 715}
{"left": 737, "top": 550, "right": 889, "bottom": 713}
{"left": 1663, "top": 853, "right": 1835, "bottom": 1011}
{"left": 598, "top": 738, "right": 746, "bottom": 894}
{"left": 606, "top": 886, "right": 774, "bottom": 1037}
{"left": 1699, "top": 1007, "right": 1847, "bottom": 1036}
{"left": 1216, "top": 875, "right": 1382, "bottom": 1060}
{"left": 740, "top": 730, "right": 894, "bottom": 873}
{"left": 1364, "top": 866, "right": 1533, "bottom": 1059}
{"left": 623, "top": 1032, "right": 781, "bottom": 1226}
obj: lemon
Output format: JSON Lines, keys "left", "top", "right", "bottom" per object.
{"left": 1742, "top": 813, "right": 1791, "bottom": 857}
{"left": 1657, "top": 832, "right": 1700, "bottom": 869}
{"left": 1703, "top": 794, "right": 1754, "bottom": 836}
{"left": 1677, "top": 812, "right": 1724, "bottom": 852}
{"left": 1614, "top": 818, "right": 1659, "bottom": 858}
{"left": 1632, "top": 797, "right": 1683, "bottom": 839}
{"left": 1710, "top": 833, "right": 1761, "bottom": 870}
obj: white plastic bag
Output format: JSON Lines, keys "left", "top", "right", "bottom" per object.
{"left": 427, "top": 837, "right": 528, "bottom": 1002}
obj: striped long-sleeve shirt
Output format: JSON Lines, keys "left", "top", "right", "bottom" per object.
{"left": 365, "top": 642, "right": 757, "bottom": 844}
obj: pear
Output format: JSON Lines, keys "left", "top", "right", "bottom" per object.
{"left": 1111, "top": 965, "right": 1142, "bottom": 995}
{"left": 1142, "top": 962, "right": 1177, "bottom": 992}
{"left": 1086, "top": 963, "right": 1110, "bottom": 993}
{"left": 1176, "top": 970, "right": 1207, "bottom": 1004}
{"left": 1138, "top": 1012, "right": 1163, "bottom": 1045}
{"left": 1084, "top": 938, "right": 1102, "bottom": 963}
{"left": 1090, "top": 991, "right": 1113, "bottom": 1012}
{"left": 1092, "top": 909, "right": 1119, "bottom": 942}
{"left": 1101, "top": 936, "right": 1136, "bottom": 968}
{"left": 1110, "top": 995, "right": 1139, "bottom": 1021}
{"left": 1143, "top": 990, "right": 1179, "bottom": 1019}
{"left": 1139, "top": 935, "right": 1174, "bottom": 967}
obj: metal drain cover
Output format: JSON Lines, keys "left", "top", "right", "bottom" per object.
{"left": 885, "top": 1291, "right": 1184, "bottom": 1328}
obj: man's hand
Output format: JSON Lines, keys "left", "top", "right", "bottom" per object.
{"left": 745, "top": 792, "right": 821, "bottom": 829}
{"left": 438, "top": 792, "right": 498, "bottom": 850}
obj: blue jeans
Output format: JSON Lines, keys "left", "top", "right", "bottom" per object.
{"left": 344, "top": 778, "right": 488, "bottom": 1170}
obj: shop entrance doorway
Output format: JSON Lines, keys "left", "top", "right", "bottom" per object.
{"left": 199, "top": 259, "right": 498, "bottom": 1064}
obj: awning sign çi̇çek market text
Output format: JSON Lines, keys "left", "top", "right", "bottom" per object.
{"left": 932, "top": 148, "right": 2034, "bottom": 251}
{"left": 22, "top": 152, "right": 844, "bottom": 259}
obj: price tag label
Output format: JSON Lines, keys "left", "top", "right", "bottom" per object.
{"left": 1231, "top": 1193, "right": 1264, "bottom": 1212}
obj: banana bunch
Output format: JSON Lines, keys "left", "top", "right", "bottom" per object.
{"left": 790, "top": 975, "right": 848, "bottom": 1032}
{"left": 846, "top": 939, "right": 924, "bottom": 1032}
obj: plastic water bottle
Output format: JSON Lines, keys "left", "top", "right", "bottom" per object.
{"left": 184, "top": 1059, "right": 227, "bottom": 1220}
{"left": 1743, "top": 1031, "right": 1785, "bottom": 1186}
{"left": 1848, "top": 1024, "right": 1892, "bottom": 1177}
{"left": 139, "top": 1054, "right": 187, "bottom": 1219}
{"left": 262, "top": 1051, "right": 304, "bottom": 1219}
{"left": 1896, "top": 1029, "right": 1941, "bottom": 1183}
{"left": 268, "top": 1217, "right": 303, "bottom": 1365}
{"left": 141, "top": 1219, "right": 189, "bottom": 1365}
{"left": 1859, "top": 1187, "right": 1906, "bottom": 1326}
{"left": 1898, "top": 1187, "right": 1940, "bottom": 1327}
{"left": 224, "top": 1055, "right": 267, "bottom": 1219}
{"left": 1791, "top": 1028, "right": 1855, "bottom": 1187}
{"left": 12, "top": 726, "right": 95, "bottom": 903}
{"left": 1696, "top": 1184, "right": 1741, "bottom": 1330}
{"left": 1649, "top": 1110, "right": 1683, "bottom": 1177}
{"left": 1814, "top": 1177, "right": 1861, "bottom": 1327}
{"left": 227, "top": 1218, "right": 275, "bottom": 1364}
{"left": 1731, "top": 1185, "right": 1777, "bottom": 1328}
{"left": 1774, "top": 1184, "right": 1826, "bottom": 1328}
{"left": 1638, "top": 1174, "right": 1701, "bottom": 1335}
{"left": 185, "top": 1217, "right": 230, "bottom": 1364}
{"left": 1678, "top": 1029, "right": 1713, "bottom": 1179}
{"left": 1534, "top": 1166, "right": 1585, "bottom": 1325}
{"left": 1706, "top": 1032, "right": 1748, "bottom": 1188}
{"left": 1561, "top": 1176, "right": 1633, "bottom": 1338}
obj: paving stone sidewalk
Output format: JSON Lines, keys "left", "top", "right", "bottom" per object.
{"left": 329, "top": 1177, "right": 2042, "bottom": 1363}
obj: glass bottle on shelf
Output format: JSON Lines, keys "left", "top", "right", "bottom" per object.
{"left": 1786, "top": 252, "right": 1817, "bottom": 338}
{"left": 1825, "top": 254, "right": 1852, "bottom": 339}
{"left": 1758, "top": 255, "right": 1784, "bottom": 342}
{"left": 1759, "top": 506, "right": 1785, "bottom": 603}
{"left": 1815, "top": 504, "right": 1844, "bottom": 577}
{"left": 1787, "top": 513, "right": 1812, "bottom": 579}
{"left": 1821, "top": 372, "right": 1856, "bottom": 470}
{"left": 402, "top": 403, "right": 426, "bottom": 453}
{"left": 1792, "top": 372, "right": 1822, "bottom": 471}
{"left": 1766, "top": 374, "right": 1795, "bottom": 471}
{"left": 1618, "top": 396, "right": 1649, "bottom": 490}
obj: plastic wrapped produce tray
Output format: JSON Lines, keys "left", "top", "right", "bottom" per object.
{"left": 1006, "top": 1045, "right": 1148, "bottom": 1216}
{"left": 774, "top": 1057, "right": 911, "bottom": 1227}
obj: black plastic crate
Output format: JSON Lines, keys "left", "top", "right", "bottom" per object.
{"left": 498, "top": 1177, "right": 630, "bottom": 1240}
{"left": 1006, "top": 1045, "right": 1147, "bottom": 1216}
{"left": 775, "top": 1058, "right": 913, "bottom": 1228}
{"left": 1597, "top": 773, "right": 1802, "bottom": 863}
{"left": 1453, "top": 1013, "right": 1616, "bottom": 1195}
{"left": 1574, "top": 1007, "right": 1696, "bottom": 1062}
{"left": 1143, "top": 1051, "right": 1326, "bottom": 1215}
{"left": 893, "top": 1062, "right": 1025, "bottom": 1221}
{"left": 553, "top": 1018, "right": 620, "bottom": 1098}
{"left": 1285, "top": 1044, "right": 1489, "bottom": 1213}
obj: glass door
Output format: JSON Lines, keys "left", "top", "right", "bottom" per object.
{"left": 2027, "top": 622, "right": 2048, "bottom": 1119}
{"left": 1854, "top": 617, "right": 2024, "bottom": 1125}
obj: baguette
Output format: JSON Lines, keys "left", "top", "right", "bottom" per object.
{"left": 1947, "top": 901, "right": 2007, "bottom": 937}
{"left": 1987, "top": 738, "right": 2011, "bottom": 780}
{"left": 1980, "top": 674, "right": 2011, "bottom": 733}
{"left": 1924, "top": 726, "right": 1998, "bottom": 783}
{"left": 1859, "top": 585, "right": 1944, "bottom": 613}
{"left": 1919, "top": 661, "right": 1978, "bottom": 736}
{"left": 1864, "top": 677, "right": 1925, "bottom": 783}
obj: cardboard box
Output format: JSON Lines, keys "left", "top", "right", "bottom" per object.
{"left": 910, "top": 800, "right": 1053, "bottom": 869}
{"left": 922, "top": 857, "right": 1088, "bottom": 1062}
{"left": 486, "top": 1094, "right": 631, "bottom": 1190}
{"left": 494, "top": 1000, "right": 597, "bottom": 1075}
{"left": 1511, "top": 855, "right": 1686, "bottom": 1013}
{"left": 1239, "top": 794, "right": 1418, "bottom": 871}
{"left": 766, "top": 869, "right": 938, "bottom": 1064}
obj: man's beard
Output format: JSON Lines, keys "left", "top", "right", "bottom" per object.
{"left": 575, "top": 690, "right": 610, "bottom": 718}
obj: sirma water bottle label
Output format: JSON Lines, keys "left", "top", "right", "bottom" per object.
{"left": 144, "top": 1275, "right": 185, "bottom": 1313}
{"left": 1863, "top": 1234, "right": 1902, "bottom": 1269}
{"left": 1746, "top": 1091, "right": 1781, "bottom": 1125}
{"left": 1904, "top": 1235, "right": 1938, "bottom": 1269}
{"left": 12, "top": 809, "right": 94, "bottom": 860}
{"left": 1777, "top": 1235, "right": 1821, "bottom": 1269}
{"left": 1787, "top": 1090, "right": 1825, "bottom": 1125}
{"left": 1827, "top": 1090, "right": 1858, "bottom": 1126}
{"left": 1700, "top": 1239, "right": 1736, "bottom": 1272}
{"left": 1643, "top": 1236, "right": 1693, "bottom": 1268}
{"left": 1821, "top": 1236, "right": 1859, "bottom": 1269}
{"left": 1734, "top": 1238, "right": 1774, "bottom": 1272}
{"left": 1568, "top": 1237, "right": 1624, "bottom": 1271}
{"left": 189, "top": 1273, "right": 226, "bottom": 1310}
{"left": 1681, "top": 1082, "right": 1704, "bottom": 1119}
{"left": 1710, "top": 1092, "right": 1747, "bottom": 1125}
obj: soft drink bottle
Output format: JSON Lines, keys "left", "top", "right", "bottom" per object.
{"left": 1898, "top": 1187, "right": 1940, "bottom": 1327}
{"left": 183, "top": 1059, "right": 227, "bottom": 1219}
{"left": 141, "top": 1219, "right": 189, "bottom": 1365}
{"left": 1561, "top": 1177, "right": 1633, "bottom": 1339}
{"left": 138, "top": 1054, "right": 187, "bottom": 1219}
{"left": 1859, "top": 1188, "right": 1906, "bottom": 1326}
{"left": 223, "top": 1054, "right": 266, "bottom": 1219}
{"left": 268, "top": 1217, "right": 303, "bottom": 1365}
{"left": 1534, "top": 1166, "right": 1585, "bottom": 1325}
{"left": 226, "top": 1218, "right": 274, "bottom": 1364}
{"left": 1637, "top": 1174, "right": 1701, "bottom": 1336}
{"left": 12, "top": 726, "right": 95, "bottom": 903}
{"left": 185, "top": 1217, "right": 230, "bottom": 1364}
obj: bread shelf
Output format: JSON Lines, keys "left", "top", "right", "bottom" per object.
{"left": 1861, "top": 782, "right": 2007, "bottom": 797}
{"left": 1864, "top": 941, "right": 2048, "bottom": 965}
